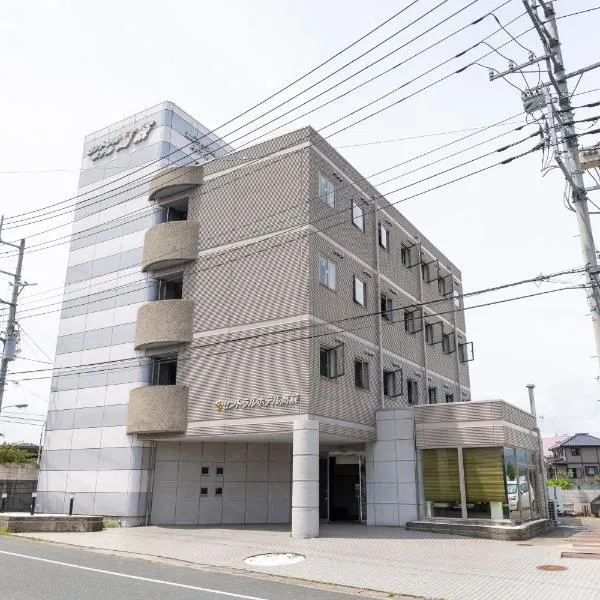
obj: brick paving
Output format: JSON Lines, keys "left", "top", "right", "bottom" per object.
{"left": 13, "top": 522, "right": 600, "bottom": 600}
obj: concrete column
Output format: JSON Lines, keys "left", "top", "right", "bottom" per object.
{"left": 292, "top": 419, "right": 319, "bottom": 538}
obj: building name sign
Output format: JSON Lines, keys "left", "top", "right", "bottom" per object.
{"left": 87, "top": 120, "right": 156, "bottom": 161}
{"left": 216, "top": 394, "right": 300, "bottom": 411}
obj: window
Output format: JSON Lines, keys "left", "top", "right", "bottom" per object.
{"left": 459, "top": 342, "right": 474, "bottom": 363}
{"left": 425, "top": 323, "right": 434, "bottom": 345}
{"left": 571, "top": 447, "right": 581, "bottom": 456}
{"left": 352, "top": 200, "right": 364, "bottom": 231}
{"left": 428, "top": 386, "right": 437, "bottom": 404}
{"left": 319, "top": 173, "right": 335, "bottom": 207}
{"left": 353, "top": 276, "right": 366, "bottom": 306}
{"left": 401, "top": 244, "right": 410, "bottom": 267}
{"left": 201, "top": 466, "right": 209, "bottom": 475}
{"left": 585, "top": 465, "right": 599, "bottom": 477}
{"left": 445, "top": 392, "right": 455, "bottom": 403}
{"left": 200, "top": 487, "right": 208, "bottom": 496}
{"left": 405, "top": 310, "right": 416, "bottom": 334}
{"left": 453, "top": 288, "right": 461, "bottom": 309}
{"left": 320, "top": 343, "right": 344, "bottom": 378}
{"left": 156, "top": 277, "right": 183, "bottom": 300}
{"left": 162, "top": 201, "right": 188, "bottom": 223}
{"left": 215, "top": 487, "right": 223, "bottom": 496}
{"left": 437, "top": 276, "right": 446, "bottom": 296}
{"left": 319, "top": 256, "right": 337, "bottom": 290}
{"left": 380, "top": 293, "right": 393, "bottom": 321}
{"left": 216, "top": 467, "right": 224, "bottom": 475}
{"left": 150, "top": 357, "right": 177, "bottom": 385}
{"left": 383, "top": 368, "right": 403, "bottom": 397}
{"left": 407, "top": 379, "right": 418, "bottom": 405}
{"left": 354, "top": 359, "right": 369, "bottom": 390}
{"left": 378, "top": 223, "right": 389, "bottom": 250}
{"left": 442, "top": 332, "right": 455, "bottom": 354}
{"left": 567, "top": 468, "right": 580, "bottom": 479}
{"left": 421, "top": 262, "right": 429, "bottom": 282}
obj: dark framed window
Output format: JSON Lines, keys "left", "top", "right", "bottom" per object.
{"left": 437, "top": 276, "right": 446, "bottom": 296}
{"left": 421, "top": 262, "right": 429, "bottom": 282}
{"left": 200, "top": 487, "right": 208, "bottom": 496}
{"left": 405, "top": 310, "right": 415, "bottom": 333}
{"left": 383, "top": 368, "right": 403, "bottom": 397}
{"left": 201, "top": 466, "right": 209, "bottom": 475}
{"left": 585, "top": 465, "right": 599, "bottom": 477}
{"left": 150, "top": 357, "right": 177, "bottom": 386}
{"left": 442, "top": 332, "right": 456, "bottom": 354}
{"left": 215, "top": 487, "right": 223, "bottom": 496}
{"left": 354, "top": 359, "right": 370, "bottom": 390}
{"left": 216, "top": 467, "right": 224, "bottom": 475}
{"left": 459, "top": 342, "right": 475, "bottom": 363}
{"left": 352, "top": 200, "right": 365, "bottom": 231}
{"left": 571, "top": 447, "right": 581, "bottom": 456}
{"left": 319, "top": 173, "right": 335, "bottom": 207}
{"left": 425, "top": 323, "right": 434, "bottom": 345}
{"left": 353, "top": 276, "right": 366, "bottom": 306}
{"left": 401, "top": 244, "right": 411, "bottom": 267}
{"left": 320, "top": 343, "right": 345, "bottom": 378}
{"left": 156, "top": 277, "right": 183, "bottom": 300}
{"left": 445, "top": 392, "right": 455, "bottom": 403}
{"left": 428, "top": 387, "right": 437, "bottom": 404}
{"left": 378, "top": 223, "right": 390, "bottom": 250}
{"left": 567, "top": 468, "right": 580, "bottom": 479}
{"left": 319, "top": 255, "right": 337, "bottom": 290}
{"left": 380, "top": 293, "right": 393, "bottom": 321}
{"left": 407, "top": 379, "right": 418, "bottom": 405}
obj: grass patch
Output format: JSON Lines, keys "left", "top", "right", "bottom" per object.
{"left": 102, "top": 518, "right": 120, "bottom": 529}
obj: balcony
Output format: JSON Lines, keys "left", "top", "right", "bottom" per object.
{"left": 142, "top": 220, "right": 200, "bottom": 272}
{"left": 148, "top": 165, "right": 203, "bottom": 202}
{"left": 134, "top": 299, "right": 194, "bottom": 350}
{"left": 127, "top": 385, "right": 188, "bottom": 434}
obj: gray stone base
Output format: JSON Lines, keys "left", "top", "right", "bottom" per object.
{"left": 0, "top": 514, "right": 103, "bottom": 533}
{"left": 406, "top": 518, "right": 554, "bottom": 541}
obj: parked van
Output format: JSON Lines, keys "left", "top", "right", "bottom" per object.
{"left": 507, "top": 477, "right": 536, "bottom": 511}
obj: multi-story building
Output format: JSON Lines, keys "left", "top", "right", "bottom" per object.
{"left": 38, "top": 102, "right": 545, "bottom": 537}
{"left": 547, "top": 433, "right": 600, "bottom": 481}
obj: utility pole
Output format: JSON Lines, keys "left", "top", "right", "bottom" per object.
{"left": 0, "top": 217, "right": 26, "bottom": 412}
{"left": 491, "top": 1, "right": 600, "bottom": 372}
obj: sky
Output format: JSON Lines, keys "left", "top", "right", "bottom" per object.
{"left": 0, "top": 0, "right": 598, "bottom": 443}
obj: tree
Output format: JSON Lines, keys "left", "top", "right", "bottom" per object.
{"left": 546, "top": 477, "right": 570, "bottom": 490}
{"left": 0, "top": 444, "right": 32, "bottom": 464}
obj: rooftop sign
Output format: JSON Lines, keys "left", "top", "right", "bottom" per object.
{"left": 86, "top": 120, "right": 155, "bottom": 161}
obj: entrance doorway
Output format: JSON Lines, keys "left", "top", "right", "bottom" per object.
{"left": 319, "top": 454, "right": 366, "bottom": 522}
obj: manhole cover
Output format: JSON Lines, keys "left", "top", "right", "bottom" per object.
{"left": 244, "top": 553, "right": 306, "bottom": 567}
{"left": 536, "top": 564, "right": 568, "bottom": 572}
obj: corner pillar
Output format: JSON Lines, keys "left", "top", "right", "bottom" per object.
{"left": 292, "top": 419, "right": 319, "bottom": 538}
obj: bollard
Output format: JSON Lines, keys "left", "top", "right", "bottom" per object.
{"left": 30, "top": 492, "right": 37, "bottom": 516}
{"left": 1, "top": 493, "right": 6, "bottom": 513}
{"left": 69, "top": 494, "right": 75, "bottom": 516}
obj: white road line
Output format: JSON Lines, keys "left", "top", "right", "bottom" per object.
{"left": 0, "top": 549, "right": 269, "bottom": 600}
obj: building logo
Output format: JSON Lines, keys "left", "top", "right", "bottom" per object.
{"left": 215, "top": 394, "right": 300, "bottom": 411}
{"left": 86, "top": 120, "right": 156, "bottom": 161}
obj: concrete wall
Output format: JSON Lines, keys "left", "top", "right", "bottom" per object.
{"left": 0, "top": 464, "right": 39, "bottom": 512}
{"left": 151, "top": 441, "right": 292, "bottom": 525}
{"left": 365, "top": 408, "right": 418, "bottom": 526}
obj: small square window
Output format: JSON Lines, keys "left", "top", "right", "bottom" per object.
{"left": 378, "top": 223, "right": 390, "bottom": 250}
{"left": 201, "top": 466, "right": 209, "bottom": 475}
{"left": 400, "top": 244, "right": 410, "bottom": 266}
{"left": 407, "top": 379, "right": 418, "bottom": 405}
{"left": 445, "top": 393, "right": 454, "bottom": 403}
{"left": 215, "top": 487, "right": 223, "bottom": 496}
{"left": 571, "top": 447, "right": 581, "bottom": 456}
{"left": 353, "top": 276, "right": 366, "bottom": 306}
{"left": 200, "top": 487, "right": 208, "bottom": 496}
{"left": 354, "top": 359, "right": 369, "bottom": 390}
{"left": 428, "top": 387, "right": 437, "bottom": 404}
{"left": 216, "top": 467, "right": 224, "bottom": 475}
{"left": 352, "top": 200, "right": 364, "bottom": 231}
{"left": 319, "top": 256, "right": 337, "bottom": 290}
{"left": 319, "top": 173, "right": 335, "bottom": 208}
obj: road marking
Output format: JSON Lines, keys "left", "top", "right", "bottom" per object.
{"left": 0, "top": 549, "right": 270, "bottom": 600}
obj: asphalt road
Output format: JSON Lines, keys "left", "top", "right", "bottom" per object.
{"left": 0, "top": 535, "right": 364, "bottom": 600}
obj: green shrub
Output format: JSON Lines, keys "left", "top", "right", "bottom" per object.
{"left": 0, "top": 444, "right": 32, "bottom": 464}
{"left": 546, "top": 477, "right": 570, "bottom": 490}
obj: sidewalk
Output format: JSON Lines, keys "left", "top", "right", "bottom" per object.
{"left": 13, "top": 521, "right": 600, "bottom": 600}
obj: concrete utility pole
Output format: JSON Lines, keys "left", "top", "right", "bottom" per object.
{"left": 520, "top": 1, "right": 600, "bottom": 372}
{"left": 0, "top": 217, "right": 26, "bottom": 412}
{"left": 491, "top": 1, "right": 600, "bottom": 371}
{"left": 527, "top": 384, "right": 549, "bottom": 517}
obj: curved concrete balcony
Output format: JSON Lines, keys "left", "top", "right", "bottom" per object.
{"left": 127, "top": 385, "right": 188, "bottom": 434}
{"left": 142, "top": 220, "right": 200, "bottom": 272}
{"left": 148, "top": 165, "right": 203, "bottom": 202}
{"left": 134, "top": 299, "right": 194, "bottom": 350}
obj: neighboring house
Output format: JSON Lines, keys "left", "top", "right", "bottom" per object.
{"left": 546, "top": 433, "right": 600, "bottom": 481}
{"left": 542, "top": 435, "right": 569, "bottom": 458}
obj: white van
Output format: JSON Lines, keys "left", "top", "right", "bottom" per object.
{"left": 507, "top": 477, "right": 535, "bottom": 511}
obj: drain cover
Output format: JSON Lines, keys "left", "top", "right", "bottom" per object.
{"left": 244, "top": 553, "right": 306, "bottom": 567}
{"left": 536, "top": 564, "right": 568, "bottom": 572}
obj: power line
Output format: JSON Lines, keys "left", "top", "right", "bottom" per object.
{"left": 7, "top": 266, "right": 586, "bottom": 380}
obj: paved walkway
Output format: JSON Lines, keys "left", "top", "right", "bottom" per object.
{"left": 13, "top": 520, "right": 600, "bottom": 600}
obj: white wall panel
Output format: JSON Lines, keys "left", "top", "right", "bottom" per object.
{"left": 71, "top": 427, "right": 102, "bottom": 450}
